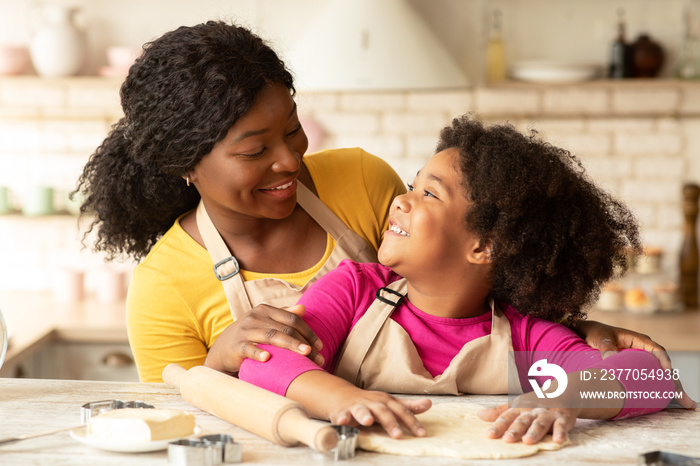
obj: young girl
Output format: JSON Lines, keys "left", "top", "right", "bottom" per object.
{"left": 238, "top": 115, "right": 689, "bottom": 445}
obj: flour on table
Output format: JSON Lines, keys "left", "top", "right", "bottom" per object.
{"left": 358, "top": 402, "right": 568, "bottom": 460}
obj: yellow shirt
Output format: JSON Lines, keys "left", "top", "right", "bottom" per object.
{"left": 127, "top": 148, "right": 405, "bottom": 382}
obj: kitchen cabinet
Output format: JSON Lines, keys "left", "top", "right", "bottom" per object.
{"left": 11, "top": 341, "right": 138, "bottom": 382}
{"left": 0, "top": 291, "right": 132, "bottom": 379}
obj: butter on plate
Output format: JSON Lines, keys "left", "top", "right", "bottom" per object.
{"left": 86, "top": 408, "right": 195, "bottom": 443}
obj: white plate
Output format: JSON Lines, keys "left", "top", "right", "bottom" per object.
{"left": 510, "top": 61, "right": 602, "bottom": 83}
{"left": 70, "top": 425, "right": 200, "bottom": 453}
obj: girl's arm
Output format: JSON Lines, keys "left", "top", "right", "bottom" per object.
{"left": 478, "top": 316, "right": 680, "bottom": 445}
{"left": 479, "top": 368, "right": 625, "bottom": 445}
{"left": 569, "top": 320, "right": 695, "bottom": 409}
{"left": 285, "top": 368, "right": 431, "bottom": 438}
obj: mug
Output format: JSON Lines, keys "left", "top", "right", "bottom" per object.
{"left": 23, "top": 186, "right": 54, "bottom": 216}
{"left": 0, "top": 186, "right": 11, "bottom": 214}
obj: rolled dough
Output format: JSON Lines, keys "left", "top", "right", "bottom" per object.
{"left": 358, "top": 402, "right": 568, "bottom": 460}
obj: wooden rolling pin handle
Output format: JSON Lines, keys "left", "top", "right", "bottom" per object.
{"left": 162, "top": 364, "right": 338, "bottom": 453}
{"left": 277, "top": 407, "right": 339, "bottom": 452}
{"left": 163, "top": 363, "right": 186, "bottom": 388}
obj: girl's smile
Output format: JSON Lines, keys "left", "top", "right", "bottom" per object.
{"left": 379, "top": 148, "right": 483, "bottom": 285}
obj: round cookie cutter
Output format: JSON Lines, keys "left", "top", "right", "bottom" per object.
{"left": 80, "top": 399, "right": 155, "bottom": 423}
{"left": 313, "top": 425, "right": 359, "bottom": 461}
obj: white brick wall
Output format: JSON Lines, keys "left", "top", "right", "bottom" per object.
{"left": 0, "top": 77, "right": 698, "bottom": 292}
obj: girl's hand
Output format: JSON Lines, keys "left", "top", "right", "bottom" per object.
{"left": 572, "top": 320, "right": 696, "bottom": 410}
{"left": 329, "top": 388, "right": 432, "bottom": 439}
{"left": 477, "top": 404, "right": 576, "bottom": 445}
{"left": 204, "top": 304, "right": 323, "bottom": 375}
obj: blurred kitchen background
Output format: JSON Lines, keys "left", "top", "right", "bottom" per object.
{"left": 0, "top": 0, "right": 699, "bottom": 308}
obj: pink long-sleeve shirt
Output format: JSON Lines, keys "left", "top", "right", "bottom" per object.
{"left": 239, "top": 260, "right": 676, "bottom": 419}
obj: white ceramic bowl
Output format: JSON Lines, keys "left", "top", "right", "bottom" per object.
{"left": 0, "top": 45, "right": 30, "bottom": 75}
{"left": 510, "top": 61, "right": 602, "bottom": 83}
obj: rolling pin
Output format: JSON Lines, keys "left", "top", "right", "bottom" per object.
{"left": 163, "top": 364, "right": 338, "bottom": 452}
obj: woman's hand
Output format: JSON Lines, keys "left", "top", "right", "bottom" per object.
{"left": 572, "top": 320, "right": 696, "bottom": 410}
{"left": 478, "top": 404, "right": 576, "bottom": 445}
{"left": 204, "top": 304, "right": 323, "bottom": 375}
{"left": 329, "top": 387, "right": 432, "bottom": 439}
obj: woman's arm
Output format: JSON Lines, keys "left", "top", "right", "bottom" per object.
{"left": 286, "top": 369, "right": 431, "bottom": 438}
{"left": 127, "top": 273, "right": 209, "bottom": 382}
{"left": 204, "top": 304, "right": 324, "bottom": 376}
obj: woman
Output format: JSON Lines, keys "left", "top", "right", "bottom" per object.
{"left": 75, "top": 21, "right": 679, "bottom": 394}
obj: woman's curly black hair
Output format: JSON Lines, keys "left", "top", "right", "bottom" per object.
{"left": 74, "top": 21, "right": 295, "bottom": 262}
{"left": 437, "top": 115, "right": 641, "bottom": 321}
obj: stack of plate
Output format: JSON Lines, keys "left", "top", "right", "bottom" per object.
{"left": 509, "top": 61, "right": 602, "bottom": 83}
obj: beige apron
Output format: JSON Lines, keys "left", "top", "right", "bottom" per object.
{"left": 197, "top": 181, "right": 377, "bottom": 319}
{"left": 334, "top": 278, "right": 521, "bottom": 395}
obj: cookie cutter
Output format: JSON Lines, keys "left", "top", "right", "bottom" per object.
{"left": 331, "top": 425, "right": 359, "bottom": 460}
{"left": 80, "top": 399, "right": 155, "bottom": 423}
{"left": 639, "top": 451, "right": 700, "bottom": 465}
{"left": 168, "top": 434, "right": 242, "bottom": 465}
{"left": 0, "top": 399, "right": 156, "bottom": 446}
{"left": 314, "top": 425, "right": 359, "bottom": 462}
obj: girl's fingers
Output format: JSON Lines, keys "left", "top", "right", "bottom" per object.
{"left": 477, "top": 403, "right": 509, "bottom": 422}
{"left": 501, "top": 411, "right": 537, "bottom": 443}
{"left": 349, "top": 404, "right": 374, "bottom": 426}
{"left": 367, "top": 403, "right": 404, "bottom": 439}
{"left": 551, "top": 415, "right": 573, "bottom": 444}
{"left": 521, "top": 411, "right": 555, "bottom": 444}
{"left": 399, "top": 398, "right": 432, "bottom": 415}
{"left": 485, "top": 408, "right": 520, "bottom": 439}
{"left": 387, "top": 400, "right": 427, "bottom": 437}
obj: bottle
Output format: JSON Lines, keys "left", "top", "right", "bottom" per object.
{"left": 485, "top": 9, "right": 506, "bottom": 83}
{"left": 608, "top": 9, "right": 632, "bottom": 79}
{"left": 680, "top": 183, "right": 700, "bottom": 309}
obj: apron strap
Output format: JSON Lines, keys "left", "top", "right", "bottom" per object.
{"left": 196, "top": 181, "right": 357, "bottom": 320}
{"left": 197, "top": 201, "right": 253, "bottom": 316}
{"left": 296, "top": 182, "right": 348, "bottom": 241}
{"left": 335, "top": 278, "right": 408, "bottom": 385}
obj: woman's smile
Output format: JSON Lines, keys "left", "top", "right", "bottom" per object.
{"left": 258, "top": 178, "right": 298, "bottom": 200}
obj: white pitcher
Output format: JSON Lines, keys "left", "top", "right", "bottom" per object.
{"left": 30, "top": 5, "right": 86, "bottom": 77}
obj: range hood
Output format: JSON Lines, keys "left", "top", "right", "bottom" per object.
{"left": 286, "top": 0, "right": 469, "bottom": 92}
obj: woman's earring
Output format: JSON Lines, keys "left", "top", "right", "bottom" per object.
{"left": 186, "top": 176, "right": 190, "bottom": 187}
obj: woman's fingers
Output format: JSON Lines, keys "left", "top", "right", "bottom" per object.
{"left": 241, "top": 305, "right": 325, "bottom": 364}
{"left": 673, "top": 377, "right": 697, "bottom": 409}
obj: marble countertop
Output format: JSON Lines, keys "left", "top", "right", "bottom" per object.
{"left": 0, "top": 377, "right": 698, "bottom": 465}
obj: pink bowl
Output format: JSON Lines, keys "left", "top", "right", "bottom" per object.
{"left": 0, "top": 46, "right": 30, "bottom": 75}
{"left": 106, "top": 46, "right": 141, "bottom": 69}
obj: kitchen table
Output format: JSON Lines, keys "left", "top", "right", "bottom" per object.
{"left": 0, "top": 378, "right": 698, "bottom": 465}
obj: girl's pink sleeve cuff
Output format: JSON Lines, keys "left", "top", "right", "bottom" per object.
{"left": 239, "top": 344, "right": 324, "bottom": 396}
